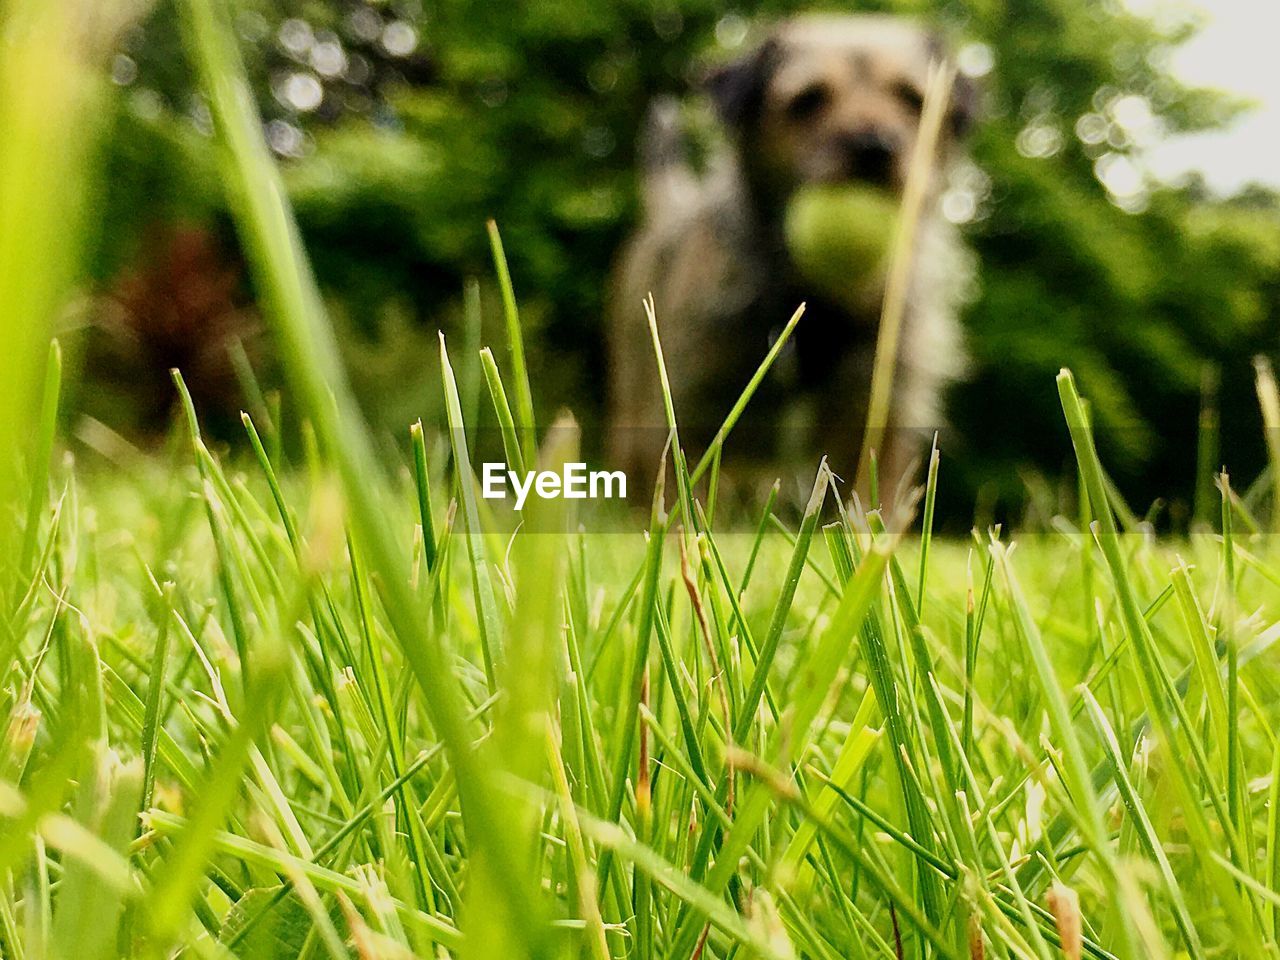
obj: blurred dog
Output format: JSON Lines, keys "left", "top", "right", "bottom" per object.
{"left": 607, "top": 14, "right": 976, "bottom": 499}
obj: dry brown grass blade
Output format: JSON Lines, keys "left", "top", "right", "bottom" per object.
{"left": 856, "top": 60, "right": 957, "bottom": 495}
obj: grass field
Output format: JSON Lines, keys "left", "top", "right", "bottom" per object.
{"left": 7, "top": 1, "right": 1280, "bottom": 959}
{"left": 8, "top": 401, "right": 1280, "bottom": 960}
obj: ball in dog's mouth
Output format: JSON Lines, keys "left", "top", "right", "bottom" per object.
{"left": 783, "top": 183, "right": 900, "bottom": 306}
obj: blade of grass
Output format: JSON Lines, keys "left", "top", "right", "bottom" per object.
{"left": 479, "top": 346, "right": 527, "bottom": 476}
{"left": 687, "top": 304, "right": 805, "bottom": 487}
{"left": 486, "top": 220, "right": 536, "bottom": 465}
{"left": 916, "top": 436, "right": 940, "bottom": 608}
{"left": 19, "top": 341, "right": 62, "bottom": 583}
{"left": 140, "top": 583, "right": 174, "bottom": 812}
{"left": 856, "top": 62, "right": 954, "bottom": 490}
{"left": 1253, "top": 356, "right": 1280, "bottom": 534}
{"left": 596, "top": 464, "right": 667, "bottom": 903}
{"left": 736, "top": 465, "right": 829, "bottom": 746}
{"left": 1193, "top": 365, "right": 1220, "bottom": 527}
{"left": 546, "top": 723, "right": 611, "bottom": 960}
{"left": 410, "top": 420, "right": 439, "bottom": 572}
{"left": 1217, "top": 470, "right": 1256, "bottom": 873}
{"left": 440, "top": 334, "right": 503, "bottom": 691}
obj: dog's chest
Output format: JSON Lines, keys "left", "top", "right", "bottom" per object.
{"left": 743, "top": 243, "right": 883, "bottom": 389}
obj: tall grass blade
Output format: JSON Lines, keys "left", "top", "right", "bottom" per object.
{"left": 440, "top": 334, "right": 503, "bottom": 690}
{"left": 487, "top": 220, "right": 537, "bottom": 465}
{"left": 479, "top": 346, "right": 528, "bottom": 475}
{"left": 856, "top": 62, "right": 954, "bottom": 491}
{"left": 177, "top": 1, "right": 553, "bottom": 951}
{"left": 19, "top": 341, "right": 62, "bottom": 583}
{"left": 1253, "top": 356, "right": 1280, "bottom": 533}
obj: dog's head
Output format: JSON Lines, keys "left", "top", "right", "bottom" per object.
{"left": 707, "top": 15, "right": 977, "bottom": 198}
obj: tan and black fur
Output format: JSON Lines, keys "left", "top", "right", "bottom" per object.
{"left": 607, "top": 15, "right": 976, "bottom": 498}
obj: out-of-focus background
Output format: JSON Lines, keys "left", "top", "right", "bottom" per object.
{"left": 75, "top": 0, "right": 1279, "bottom": 523}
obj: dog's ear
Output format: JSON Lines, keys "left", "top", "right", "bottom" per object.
{"left": 704, "top": 38, "right": 779, "bottom": 130}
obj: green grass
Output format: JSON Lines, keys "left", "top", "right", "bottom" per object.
{"left": 7, "top": 2, "right": 1280, "bottom": 959}
{"left": 10, "top": 415, "right": 1280, "bottom": 960}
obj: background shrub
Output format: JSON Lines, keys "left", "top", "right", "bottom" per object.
{"left": 86, "top": 0, "right": 1280, "bottom": 522}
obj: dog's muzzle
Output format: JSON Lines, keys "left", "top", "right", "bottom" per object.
{"left": 840, "top": 129, "right": 898, "bottom": 187}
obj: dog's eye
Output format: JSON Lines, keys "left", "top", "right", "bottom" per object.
{"left": 785, "top": 83, "right": 831, "bottom": 121}
{"left": 893, "top": 81, "right": 925, "bottom": 115}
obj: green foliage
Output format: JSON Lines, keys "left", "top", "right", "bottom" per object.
{"left": 92, "top": 0, "right": 1280, "bottom": 518}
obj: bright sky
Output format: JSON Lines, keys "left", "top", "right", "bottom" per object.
{"left": 1143, "top": 0, "right": 1280, "bottom": 194}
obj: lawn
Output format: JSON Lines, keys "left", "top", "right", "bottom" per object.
{"left": 8, "top": 365, "right": 1280, "bottom": 959}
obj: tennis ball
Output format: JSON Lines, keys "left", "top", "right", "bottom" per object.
{"left": 783, "top": 183, "right": 899, "bottom": 305}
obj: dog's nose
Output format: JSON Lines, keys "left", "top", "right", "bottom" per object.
{"left": 842, "top": 130, "right": 897, "bottom": 185}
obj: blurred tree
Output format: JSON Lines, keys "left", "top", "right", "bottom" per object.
{"left": 88, "top": 0, "right": 1280, "bottom": 521}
